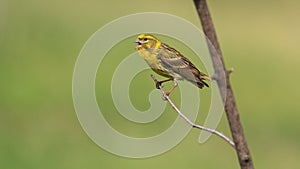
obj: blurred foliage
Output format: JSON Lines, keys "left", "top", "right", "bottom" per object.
{"left": 1, "top": 0, "right": 300, "bottom": 168}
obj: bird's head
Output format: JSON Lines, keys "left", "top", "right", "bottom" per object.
{"left": 135, "top": 34, "right": 161, "bottom": 50}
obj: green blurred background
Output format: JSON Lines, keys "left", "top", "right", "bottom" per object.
{"left": 1, "top": 0, "right": 300, "bottom": 168}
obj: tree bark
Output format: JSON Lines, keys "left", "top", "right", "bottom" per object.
{"left": 193, "top": 0, "right": 254, "bottom": 169}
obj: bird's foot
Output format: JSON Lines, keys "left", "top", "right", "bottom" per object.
{"left": 155, "top": 81, "right": 162, "bottom": 89}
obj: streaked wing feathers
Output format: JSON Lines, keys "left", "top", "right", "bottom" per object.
{"left": 158, "top": 43, "right": 209, "bottom": 88}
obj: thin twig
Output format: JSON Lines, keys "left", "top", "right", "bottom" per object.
{"left": 151, "top": 74, "right": 235, "bottom": 148}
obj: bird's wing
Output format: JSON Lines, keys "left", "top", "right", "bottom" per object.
{"left": 158, "top": 43, "right": 209, "bottom": 88}
{"left": 158, "top": 44, "right": 200, "bottom": 78}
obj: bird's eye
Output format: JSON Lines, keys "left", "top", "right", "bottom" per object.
{"left": 143, "top": 38, "right": 148, "bottom": 41}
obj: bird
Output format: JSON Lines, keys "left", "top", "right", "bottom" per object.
{"left": 135, "top": 34, "right": 209, "bottom": 96}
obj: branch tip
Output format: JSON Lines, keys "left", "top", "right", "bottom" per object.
{"left": 227, "top": 67, "right": 234, "bottom": 74}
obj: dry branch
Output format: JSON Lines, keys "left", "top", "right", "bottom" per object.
{"left": 193, "top": 0, "right": 254, "bottom": 168}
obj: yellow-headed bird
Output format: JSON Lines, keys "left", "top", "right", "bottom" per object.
{"left": 135, "top": 34, "right": 209, "bottom": 96}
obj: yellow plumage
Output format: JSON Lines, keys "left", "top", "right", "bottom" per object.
{"left": 135, "top": 34, "right": 209, "bottom": 95}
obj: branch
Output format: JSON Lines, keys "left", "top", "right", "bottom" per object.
{"left": 151, "top": 74, "right": 235, "bottom": 148}
{"left": 193, "top": 0, "right": 254, "bottom": 168}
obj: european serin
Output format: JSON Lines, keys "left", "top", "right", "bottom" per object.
{"left": 135, "top": 34, "right": 209, "bottom": 95}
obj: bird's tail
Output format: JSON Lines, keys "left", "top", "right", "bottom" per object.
{"left": 196, "top": 80, "right": 209, "bottom": 88}
{"left": 196, "top": 73, "right": 210, "bottom": 88}
{"left": 200, "top": 73, "right": 211, "bottom": 81}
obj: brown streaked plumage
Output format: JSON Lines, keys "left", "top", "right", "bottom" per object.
{"left": 135, "top": 34, "right": 209, "bottom": 95}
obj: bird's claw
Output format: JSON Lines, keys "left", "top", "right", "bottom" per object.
{"left": 156, "top": 81, "right": 162, "bottom": 89}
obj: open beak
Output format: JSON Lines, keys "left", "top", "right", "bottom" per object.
{"left": 135, "top": 39, "right": 142, "bottom": 50}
